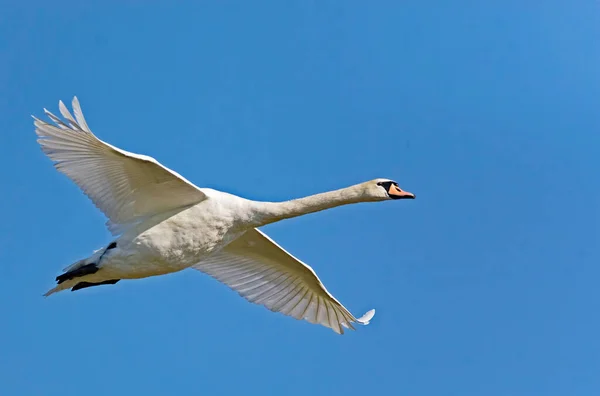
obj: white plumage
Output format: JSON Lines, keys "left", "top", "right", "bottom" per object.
{"left": 35, "top": 98, "right": 206, "bottom": 234}
{"left": 194, "top": 228, "right": 375, "bottom": 333}
{"left": 35, "top": 97, "right": 415, "bottom": 334}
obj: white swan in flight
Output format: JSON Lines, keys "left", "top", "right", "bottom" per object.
{"left": 34, "top": 97, "right": 416, "bottom": 334}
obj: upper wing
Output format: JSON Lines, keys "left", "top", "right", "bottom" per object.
{"left": 34, "top": 97, "right": 207, "bottom": 234}
{"left": 192, "top": 228, "right": 375, "bottom": 334}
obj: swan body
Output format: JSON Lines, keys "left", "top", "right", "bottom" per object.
{"left": 35, "top": 98, "right": 415, "bottom": 334}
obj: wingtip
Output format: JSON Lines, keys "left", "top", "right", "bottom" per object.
{"left": 356, "top": 309, "right": 375, "bottom": 325}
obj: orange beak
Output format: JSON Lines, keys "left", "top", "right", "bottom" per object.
{"left": 388, "top": 184, "right": 415, "bottom": 200}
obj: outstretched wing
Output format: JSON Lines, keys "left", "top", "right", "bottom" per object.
{"left": 192, "top": 228, "right": 375, "bottom": 334}
{"left": 34, "top": 97, "right": 207, "bottom": 234}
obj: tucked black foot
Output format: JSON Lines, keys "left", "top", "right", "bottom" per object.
{"left": 71, "top": 279, "right": 120, "bottom": 291}
{"left": 56, "top": 263, "right": 99, "bottom": 284}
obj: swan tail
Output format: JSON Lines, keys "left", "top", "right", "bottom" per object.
{"left": 44, "top": 281, "right": 75, "bottom": 297}
{"left": 45, "top": 243, "right": 120, "bottom": 297}
{"left": 44, "top": 271, "right": 121, "bottom": 296}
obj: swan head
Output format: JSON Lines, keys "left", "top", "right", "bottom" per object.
{"left": 368, "top": 178, "right": 415, "bottom": 201}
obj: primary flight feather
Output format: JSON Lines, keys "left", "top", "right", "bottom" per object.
{"left": 35, "top": 97, "right": 415, "bottom": 334}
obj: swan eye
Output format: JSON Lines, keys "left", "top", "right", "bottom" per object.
{"left": 377, "top": 181, "right": 392, "bottom": 191}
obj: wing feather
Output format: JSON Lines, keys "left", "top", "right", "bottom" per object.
{"left": 34, "top": 97, "right": 207, "bottom": 234}
{"left": 192, "top": 228, "right": 374, "bottom": 334}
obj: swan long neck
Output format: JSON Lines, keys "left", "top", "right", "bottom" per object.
{"left": 247, "top": 182, "right": 378, "bottom": 227}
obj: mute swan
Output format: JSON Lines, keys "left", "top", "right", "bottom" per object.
{"left": 34, "top": 97, "right": 415, "bottom": 334}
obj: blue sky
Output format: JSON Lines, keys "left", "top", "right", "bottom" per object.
{"left": 1, "top": 2, "right": 599, "bottom": 395}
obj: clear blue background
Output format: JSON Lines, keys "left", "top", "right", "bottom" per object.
{"left": 1, "top": 2, "right": 599, "bottom": 395}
